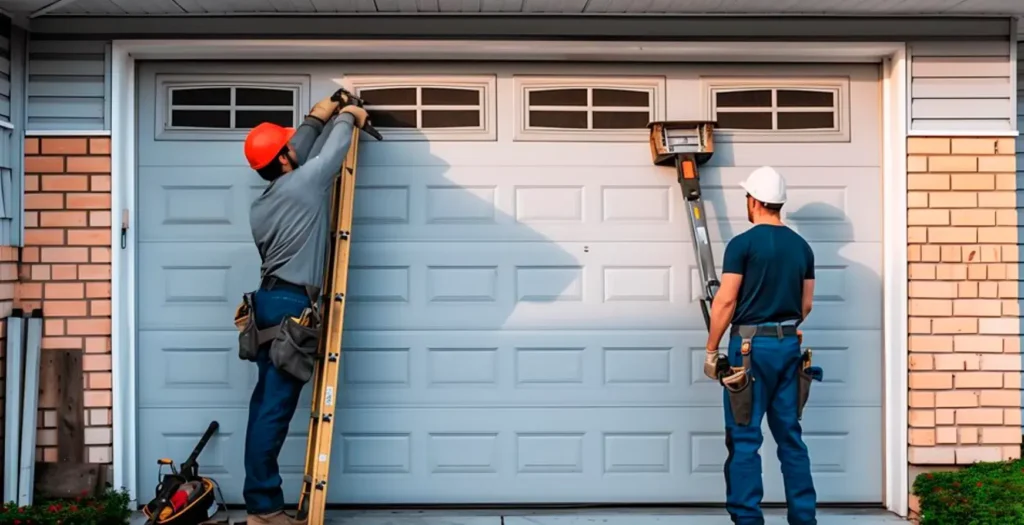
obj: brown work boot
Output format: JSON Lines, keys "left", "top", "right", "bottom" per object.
{"left": 246, "top": 511, "right": 307, "bottom": 525}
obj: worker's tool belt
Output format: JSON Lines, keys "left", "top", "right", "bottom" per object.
{"left": 722, "top": 325, "right": 756, "bottom": 427}
{"left": 797, "top": 349, "right": 814, "bottom": 421}
{"left": 728, "top": 321, "right": 816, "bottom": 421}
{"left": 234, "top": 277, "right": 323, "bottom": 384}
{"left": 729, "top": 323, "right": 799, "bottom": 338}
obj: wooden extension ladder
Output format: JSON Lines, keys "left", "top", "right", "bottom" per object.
{"left": 294, "top": 101, "right": 382, "bottom": 525}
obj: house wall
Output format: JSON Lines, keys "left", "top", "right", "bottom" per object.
{"left": 19, "top": 136, "right": 113, "bottom": 463}
{"left": 4, "top": 20, "right": 1023, "bottom": 511}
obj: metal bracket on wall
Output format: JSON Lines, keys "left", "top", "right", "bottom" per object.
{"left": 120, "top": 209, "right": 129, "bottom": 249}
{"left": 18, "top": 309, "right": 43, "bottom": 507}
{"left": 3, "top": 309, "right": 25, "bottom": 504}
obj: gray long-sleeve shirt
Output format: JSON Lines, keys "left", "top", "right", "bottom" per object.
{"left": 249, "top": 112, "right": 357, "bottom": 294}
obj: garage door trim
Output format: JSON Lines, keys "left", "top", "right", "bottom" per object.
{"left": 107, "top": 39, "right": 911, "bottom": 516}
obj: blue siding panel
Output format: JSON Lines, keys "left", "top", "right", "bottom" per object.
{"left": 8, "top": 25, "right": 25, "bottom": 246}
{"left": 0, "top": 17, "right": 21, "bottom": 247}
{"left": 0, "top": 34, "right": 10, "bottom": 124}
{"left": 26, "top": 39, "right": 110, "bottom": 131}
{"left": 910, "top": 40, "right": 1015, "bottom": 132}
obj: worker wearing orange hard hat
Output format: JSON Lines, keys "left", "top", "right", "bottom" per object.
{"left": 236, "top": 89, "right": 369, "bottom": 525}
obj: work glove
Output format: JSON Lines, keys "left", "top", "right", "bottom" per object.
{"left": 703, "top": 350, "right": 721, "bottom": 381}
{"left": 308, "top": 94, "right": 341, "bottom": 123}
{"left": 341, "top": 105, "right": 369, "bottom": 129}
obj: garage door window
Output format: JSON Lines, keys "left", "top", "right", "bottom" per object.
{"left": 155, "top": 75, "right": 309, "bottom": 141}
{"left": 513, "top": 77, "right": 665, "bottom": 142}
{"left": 347, "top": 76, "right": 496, "bottom": 141}
{"left": 167, "top": 86, "right": 298, "bottom": 129}
{"left": 704, "top": 78, "right": 849, "bottom": 142}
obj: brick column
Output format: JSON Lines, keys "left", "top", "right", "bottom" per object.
{"left": 21, "top": 136, "right": 112, "bottom": 463}
{"left": 906, "top": 136, "right": 1022, "bottom": 505}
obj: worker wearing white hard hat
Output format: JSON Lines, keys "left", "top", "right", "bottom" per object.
{"left": 702, "top": 166, "right": 819, "bottom": 525}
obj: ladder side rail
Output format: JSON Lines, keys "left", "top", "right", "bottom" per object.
{"left": 297, "top": 126, "right": 363, "bottom": 525}
{"left": 296, "top": 125, "right": 360, "bottom": 519}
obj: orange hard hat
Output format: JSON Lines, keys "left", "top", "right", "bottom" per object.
{"left": 244, "top": 122, "right": 295, "bottom": 170}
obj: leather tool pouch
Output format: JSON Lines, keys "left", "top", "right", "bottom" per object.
{"left": 234, "top": 292, "right": 260, "bottom": 362}
{"left": 797, "top": 350, "right": 813, "bottom": 420}
{"left": 724, "top": 370, "right": 753, "bottom": 427}
{"left": 724, "top": 325, "right": 757, "bottom": 427}
{"left": 269, "top": 309, "right": 321, "bottom": 383}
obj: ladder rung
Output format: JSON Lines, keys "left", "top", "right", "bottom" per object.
{"left": 310, "top": 412, "right": 333, "bottom": 422}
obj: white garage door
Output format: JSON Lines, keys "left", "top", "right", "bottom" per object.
{"left": 135, "top": 61, "right": 883, "bottom": 505}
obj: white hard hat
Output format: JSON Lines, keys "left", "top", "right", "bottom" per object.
{"left": 740, "top": 166, "right": 787, "bottom": 204}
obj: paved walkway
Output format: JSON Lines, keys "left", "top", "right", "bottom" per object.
{"left": 134, "top": 507, "right": 908, "bottom": 524}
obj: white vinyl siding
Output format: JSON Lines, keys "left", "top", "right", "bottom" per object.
{"left": 909, "top": 40, "right": 1015, "bottom": 132}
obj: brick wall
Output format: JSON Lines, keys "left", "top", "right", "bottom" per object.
{"left": 0, "top": 245, "right": 18, "bottom": 480}
{"left": 906, "top": 136, "right": 1022, "bottom": 505}
{"left": 20, "top": 136, "right": 112, "bottom": 464}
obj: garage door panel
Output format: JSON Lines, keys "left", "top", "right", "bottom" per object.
{"left": 138, "top": 404, "right": 880, "bottom": 506}
{"left": 349, "top": 165, "right": 880, "bottom": 244}
{"left": 333, "top": 328, "right": 879, "bottom": 409}
{"left": 138, "top": 242, "right": 260, "bottom": 330}
{"left": 137, "top": 162, "right": 878, "bottom": 245}
{"left": 760, "top": 407, "right": 883, "bottom": 503}
{"left": 136, "top": 135, "right": 880, "bottom": 171}
{"left": 137, "top": 326, "right": 880, "bottom": 412}
{"left": 340, "top": 241, "right": 880, "bottom": 332}
{"left": 138, "top": 166, "right": 264, "bottom": 242}
{"left": 136, "top": 409, "right": 249, "bottom": 499}
{"left": 137, "top": 239, "right": 879, "bottom": 332}
{"left": 137, "top": 330, "right": 257, "bottom": 408}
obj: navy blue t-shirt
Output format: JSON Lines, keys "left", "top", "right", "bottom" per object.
{"left": 721, "top": 224, "right": 815, "bottom": 325}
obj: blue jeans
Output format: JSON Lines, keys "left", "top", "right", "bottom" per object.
{"left": 723, "top": 330, "right": 817, "bottom": 525}
{"left": 243, "top": 287, "right": 310, "bottom": 515}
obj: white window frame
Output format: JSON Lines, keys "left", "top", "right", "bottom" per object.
{"left": 700, "top": 77, "right": 851, "bottom": 143}
{"left": 513, "top": 76, "right": 665, "bottom": 142}
{"left": 341, "top": 75, "right": 496, "bottom": 141}
{"left": 154, "top": 74, "right": 309, "bottom": 141}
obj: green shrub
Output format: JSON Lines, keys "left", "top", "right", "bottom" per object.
{"left": 0, "top": 487, "right": 132, "bottom": 525}
{"left": 912, "top": 458, "right": 1024, "bottom": 525}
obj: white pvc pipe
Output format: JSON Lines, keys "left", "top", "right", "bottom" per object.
{"left": 3, "top": 311, "right": 24, "bottom": 505}
{"left": 17, "top": 310, "right": 42, "bottom": 506}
